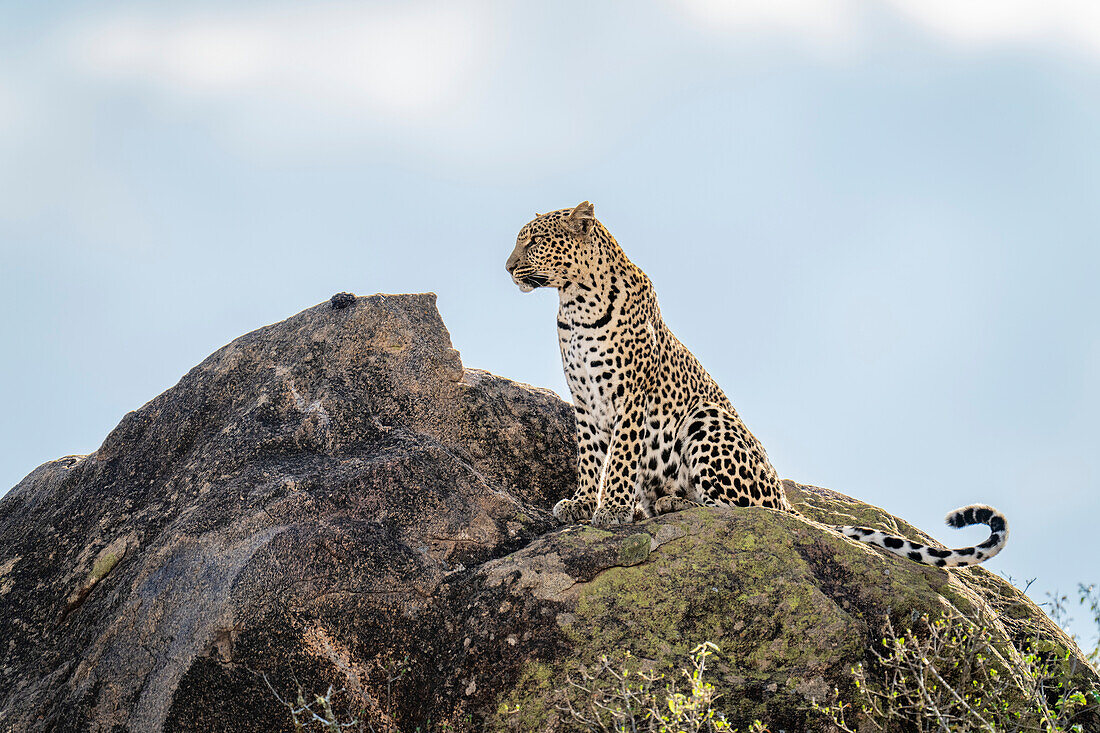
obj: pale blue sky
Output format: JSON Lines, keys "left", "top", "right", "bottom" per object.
{"left": 2, "top": 1, "right": 1098, "bottom": 642}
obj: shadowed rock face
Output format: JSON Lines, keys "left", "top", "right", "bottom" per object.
{"left": 0, "top": 293, "right": 575, "bottom": 732}
{"left": 0, "top": 294, "right": 1095, "bottom": 732}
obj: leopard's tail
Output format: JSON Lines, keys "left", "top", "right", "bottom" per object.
{"left": 833, "top": 504, "right": 1008, "bottom": 568}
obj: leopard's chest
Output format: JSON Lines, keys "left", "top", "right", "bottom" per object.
{"left": 560, "top": 326, "right": 621, "bottom": 426}
{"left": 557, "top": 280, "right": 659, "bottom": 433}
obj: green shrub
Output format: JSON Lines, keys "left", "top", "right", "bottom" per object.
{"left": 812, "top": 603, "right": 1099, "bottom": 733}
{"left": 555, "top": 642, "right": 766, "bottom": 733}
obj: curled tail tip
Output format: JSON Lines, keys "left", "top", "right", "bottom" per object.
{"left": 941, "top": 503, "right": 1009, "bottom": 566}
{"left": 945, "top": 503, "right": 1006, "bottom": 532}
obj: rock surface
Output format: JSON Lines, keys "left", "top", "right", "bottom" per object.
{"left": 0, "top": 293, "right": 1094, "bottom": 732}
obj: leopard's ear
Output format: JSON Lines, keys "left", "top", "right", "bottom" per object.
{"left": 563, "top": 201, "right": 595, "bottom": 235}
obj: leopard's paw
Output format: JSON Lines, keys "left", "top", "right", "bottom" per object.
{"left": 552, "top": 498, "right": 594, "bottom": 524}
{"left": 653, "top": 496, "right": 700, "bottom": 515}
{"left": 591, "top": 505, "right": 634, "bottom": 529}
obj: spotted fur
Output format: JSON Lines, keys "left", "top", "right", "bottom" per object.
{"left": 506, "top": 201, "right": 1009, "bottom": 568}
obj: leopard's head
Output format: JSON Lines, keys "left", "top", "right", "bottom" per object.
{"left": 506, "top": 201, "right": 598, "bottom": 292}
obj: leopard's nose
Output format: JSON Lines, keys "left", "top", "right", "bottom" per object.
{"left": 505, "top": 249, "right": 522, "bottom": 274}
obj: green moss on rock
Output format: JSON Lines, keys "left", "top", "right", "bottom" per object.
{"left": 617, "top": 533, "right": 651, "bottom": 567}
{"left": 481, "top": 488, "right": 1098, "bottom": 732}
{"left": 88, "top": 552, "right": 120, "bottom": 583}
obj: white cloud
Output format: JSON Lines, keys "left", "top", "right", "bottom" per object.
{"left": 673, "top": 0, "right": 1100, "bottom": 60}
{"left": 45, "top": 0, "right": 1100, "bottom": 154}
{"left": 61, "top": 2, "right": 496, "bottom": 120}
{"left": 674, "top": 0, "right": 860, "bottom": 52}
{"left": 886, "top": 0, "right": 1100, "bottom": 57}
{"left": 77, "top": 15, "right": 275, "bottom": 91}
{"left": 6, "top": 0, "right": 1098, "bottom": 175}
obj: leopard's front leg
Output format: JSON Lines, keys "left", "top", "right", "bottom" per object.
{"left": 552, "top": 407, "right": 608, "bottom": 523}
{"left": 590, "top": 401, "right": 645, "bottom": 529}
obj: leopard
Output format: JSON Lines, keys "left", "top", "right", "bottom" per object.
{"left": 505, "top": 201, "right": 1008, "bottom": 568}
